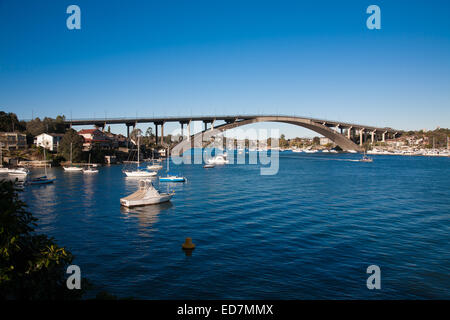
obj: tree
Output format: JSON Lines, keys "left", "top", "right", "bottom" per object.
{"left": 312, "top": 137, "right": 320, "bottom": 145}
{"left": 0, "top": 111, "right": 26, "bottom": 132}
{"left": 59, "top": 129, "right": 84, "bottom": 162}
{"left": 0, "top": 180, "right": 86, "bottom": 299}
{"left": 130, "top": 128, "right": 142, "bottom": 145}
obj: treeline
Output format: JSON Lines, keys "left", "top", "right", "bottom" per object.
{"left": 0, "top": 111, "right": 27, "bottom": 132}
{"left": 404, "top": 128, "right": 450, "bottom": 148}
{"left": 0, "top": 111, "right": 67, "bottom": 136}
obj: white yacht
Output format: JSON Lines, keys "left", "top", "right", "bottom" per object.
{"left": 8, "top": 167, "right": 29, "bottom": 177}
{"left": 83, "top": 154, "right": 98, "bottom": 174}
{"left": 120, "top": 179, "right": 174, "bottom": 207}
{"left": 123, "top": 136, "right": 156, "bottom": 177}
{"left": 63, "top": 142, "right": 83, "bottom": 172}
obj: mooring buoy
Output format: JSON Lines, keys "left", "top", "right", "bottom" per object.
{"left": 182, "top": 237, "right": 195, "bottom": 250}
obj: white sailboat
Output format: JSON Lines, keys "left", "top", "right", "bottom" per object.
{"left": 123, "top": 136, "right": 156, "bottom": 177}
{"left": 83, "top": 153, "right": 98, "bottom": 173}
{"left": 63, "top": 142, "right": 83, "bottom": 172}
{"left": 159, "top": 150, "right": 186, "bottom": 182}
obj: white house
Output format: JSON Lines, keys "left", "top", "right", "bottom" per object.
{"left": 34, "top": 133, "right": 64, "bottom": 151}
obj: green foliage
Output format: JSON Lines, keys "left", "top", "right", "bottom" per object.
{"left": 0, "top": 111, "right": 26, "bottom": 132}
{"left": 0, "top": 180, "right": 85, "bottom": 299}
{"left": 59, "top": 129, "right": 84, "bottom": 162}
{"left": 26, "top": 116, "right": 66, "bottom": 136}
{"left": 312, "top": 137, "right": 320, "bottom": 145}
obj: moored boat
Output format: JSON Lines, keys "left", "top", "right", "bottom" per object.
{"left": 120, "top": 179, "right": 174, "bottom": 207}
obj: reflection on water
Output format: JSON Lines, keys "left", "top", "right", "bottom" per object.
{"left": 120, "top": 201, "right": 173, "bottom": 234}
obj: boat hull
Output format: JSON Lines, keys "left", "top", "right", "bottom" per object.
{"left": 120, "top": 194, "right": 173, "bottom": 207}
{"left": 159, "top": 177, "right": 185, "bottom": 182}
{"left": 124, "top": 171, "right": 157, "bottom": 177}
{"left": 29, "top": 178, "right": 56, "bottom": 185}
{"left": 63, "top": 167, "right": 83, "bottom": 172}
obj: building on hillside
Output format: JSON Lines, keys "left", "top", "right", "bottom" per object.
{"left": 0, "top": 132, "right": 27, "bottom": 150}
{"left": 104, "top": 132, "right": 127, "bottom": 148}
{"left": 78, "top": 129, "right": 112, "bottom": 151}
{"left": 34, "top": 133, "right": 64, "bottom": 151}
{"left": 320, "top": 137, "right": 333, "bottom": 146}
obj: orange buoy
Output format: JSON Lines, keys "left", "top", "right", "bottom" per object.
{"left": 182, "top": 237, "right": 195, "bottom": 250}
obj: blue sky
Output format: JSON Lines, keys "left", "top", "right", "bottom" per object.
{"left": 1, "top": 0, "right": 449, "bottom": 137}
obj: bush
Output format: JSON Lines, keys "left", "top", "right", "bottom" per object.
{"left": 0, "top": 180, "right": 86, "bottom": 299}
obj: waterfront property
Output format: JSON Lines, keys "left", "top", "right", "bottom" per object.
{"left": 0, "top": 132, "right": 27, "bottom": 150}
{"left": 34, "top": 133, "right": 64, "bottom": 151}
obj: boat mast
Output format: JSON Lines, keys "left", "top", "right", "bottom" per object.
{"left": 44, "top": 147, "right": 47, "bottom": 176}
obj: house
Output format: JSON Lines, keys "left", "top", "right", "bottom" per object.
{"left": 78, "top": 129, "right": 112, "bottom": 151}
{"left": 34, "top": 133, "right": 64, "bottom": 151}
{"left": 0, "top": 132, "right": 27, "bottom": 150}
{"left": 320, "top": 137, "right": 333, "bottom": 146}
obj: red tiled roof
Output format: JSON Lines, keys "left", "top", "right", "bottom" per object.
{"left": 78, "top": 129, "right": 99, "bottom": 134}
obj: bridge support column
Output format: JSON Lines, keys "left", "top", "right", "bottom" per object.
{"left": 180, "top": 122, "right": 184, "bottom": 139}
{"left": 161, "top": 122, "right": 164, "bottom": 145}
{"left": 155, "top": 124, "right": 158, "bottom": 145}
{"left": 371, "top": 130, "right": 376, "bottom": 144}
{"left": 360, "top": 129, "right": 365, "bottom": 145}
{"left": 187, "top": 121, "right": 191, "bottom": 142}
{"left": 347, "top": 126, "right": 352, "bottom": 139}
{"left": 382, "top": 131, "right": 386, "bottom": 142}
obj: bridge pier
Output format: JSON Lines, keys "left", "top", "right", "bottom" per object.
{"left": 382, "top": 131, "right": 386, "bottom": 142}
{"left": 161, "top": 122, "right": 164, "bottom": 145}
{"left": 359, "top": 128, "right": 365, "bottom": 145}
{"left": 371, "top": 130, "right": 376, "bottom": 144}
{"left": 187, "top": 121, "right": 191, "bottom": 142}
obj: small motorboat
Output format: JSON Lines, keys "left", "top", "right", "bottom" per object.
{"left": 120, "top": 179, "right": 174, "bottom": 207}
{"left": 359, "top": 151, "right": 373, "bottom": 162}
{"left": 203, "top": 164, "right": 215, "bottom": 168}
{"left": 8, "top": 168, "right": 29, "bottom": 176}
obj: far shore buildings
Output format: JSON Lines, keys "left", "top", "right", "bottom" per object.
{"left": 0, "top": 132, "right": 27, "bottom": 150}
{"left": 78, "top": 129, "right": 127, "bottom": 151}
{"left": 34, "top": 133, "right": 64, "bottom": 151}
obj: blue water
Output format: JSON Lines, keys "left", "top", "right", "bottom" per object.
{"left": 19, "top": 152, "right": 450, "bottom": 299}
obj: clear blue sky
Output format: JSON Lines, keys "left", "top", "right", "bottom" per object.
{"left": 1, "top": 0, "right": 449, "bottom": 137}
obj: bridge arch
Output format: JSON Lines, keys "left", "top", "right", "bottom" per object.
{"left": 171, "top": 116, "right": 361, "bottom": 155}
